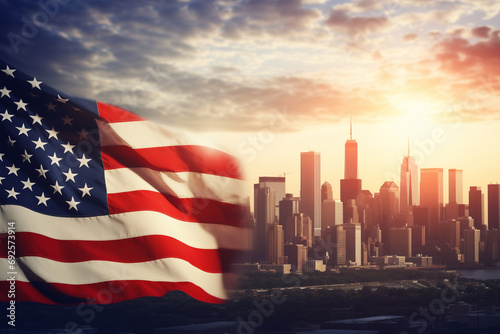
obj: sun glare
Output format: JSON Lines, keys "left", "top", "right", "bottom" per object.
{"left": 388, "top": 95, "right": 443, "bottom": 137}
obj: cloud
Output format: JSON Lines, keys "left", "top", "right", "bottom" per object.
{"left": 212, "top": 65, "right": 240, "bottom": 74}
{"left": 325, "top": 9, "right": 389, "bottom": 36}
{"left": 471, "top": 26, "right": 492, "bottom": 39}
{"left": 428, "top": 31, "right": 442, "bottom": 40}
{"left": 393, "top": 2, "right": 469, "bottom": 28}
{"left": 96, "top": 66, "right": 400, "bottom": 132}
{"left": 433, "top": 30, "right": 500, "bottom": 77}
{"left": 333, "top": 0, "right": 382, "bottom": 13}
{"left": 403, "top": 33, "right": 418, "bottom": 42}
{"left": 220, "top": 0, "right": 321, "bottom": 39}
{"left": 1, "top": 1, "right": 500, "bottom": 132}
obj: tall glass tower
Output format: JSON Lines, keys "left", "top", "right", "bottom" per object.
{"left": 400, "top": 140, "right": 419, "bottom": 213}
{"left": 420, "top": 168, "right": 443, "bottom": 241}
{"left": 449, "top": 169, "right": 463, "bottom": 205}
{"left": 341, "top": 116, "right": 361, "bottom": 223}
{"left": 344, "top": 116, "right": 358, "bottom": 180}
{"left": 301, "top": 151, "right": 321, "bottom": 237}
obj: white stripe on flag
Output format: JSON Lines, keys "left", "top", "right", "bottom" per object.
{"left": 104, "top": 169, "right": 247, "bottom": 205}
{"left": 97, "top": 120, "right": 221, "bottom": 149}
{"left": 0, "top": 257, "right": 229, "bottom": 300}
{"left": 0, "top": 205, "right": 250, "bottom": 250}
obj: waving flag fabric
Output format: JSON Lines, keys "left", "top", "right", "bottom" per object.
{"left": 0, "top": 60, "right": 249, "bottom": 304}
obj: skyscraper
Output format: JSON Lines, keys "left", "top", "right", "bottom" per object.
{"left": 488, "top": 184, "right": 500, "bottom": 231}
{"left": 464, "top": 227, "right": 480, "bottom": 264}
{"left": 380, "top": 181, "right": 400, "bottom": 226}
{"left": 345, "top": 115, "right": 358, "bottom": 180}
{"left": 449, "top": 169, "right": 463, "bottom": 205}
{"left": 267, "top": 224, "right": 284, "bottom": 264}
{"left": 324, "top": 225, "right": 346, "bottom": 266}
{"left": 410, "top": 225, "right": 425, "bottom": 256}
{"left": 321, "top": 181, "right": 333, "bottom": 202}
{"left": 321, "top": 199, "right": 343, "bottom": 233}
{"left": 440, "top": 219, "right": 461, "bottom": 248}
{"left": 284, "top": 213, "right": 306, "bottom": 245}
{"left": 284, "top": 244, "right": 308, "bottom": 272}
{"left": 356, "top": 190, "right": 374, "bottom": 235}
{"left": 420, "top": 168, "right": 443, "bottom": 241}
{"left": 257, "top": 176, "right": 286, "bottom": 219}
{"left": 469, "top": 186, "right": 484, "bottom": 229}
{"left": 341, "top": 117, "right": 362, "bottom": 223}
{"left": 279, "top": 194, "right": 300, "bottom": 225}
{"left": 389, "top": 227, "right": 412, "bottom": 257}
{"left": 301, "top": 151, "right": 321, "bottom": 237}
{"left": 255, "top": 187, "right": 276, "bottom": 262}
{"left": 400, "top": 143, "right": 419, "bottom": 213}
{"left": 342, "top": 222, "right": 362, "bottom": 265}
{"left": 486, "top": 230, "right": 500, "bottom": 265}
{"left": 341, "top": 179, "right": 362, "bottom": 221}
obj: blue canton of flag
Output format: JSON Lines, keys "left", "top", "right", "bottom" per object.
{"left": 0, "top": 61, "right": 108, "bottom": 216}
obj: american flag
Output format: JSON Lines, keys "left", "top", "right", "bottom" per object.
{"left": 0, "top": 60, "right": 249, "bottom": 304}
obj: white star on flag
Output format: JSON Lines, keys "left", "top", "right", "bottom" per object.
{"left": 6, "top": 163, "right": 20, "bottom": 176}
{"left": 1, "top": 65, "right": 15, "bottom": 77}
{"left": 30, "top": 113, "right": 43, "bottom": 125}
{"left": 48, "top": 152, "right": 62, "bottom": 166}
{"left": 6, "top": 187, "right": 20, "bottom": 199}
{"left": 51, "top": 180, "right": 65, "bottom": 195}
{"left": 0, "top": 86, "right": 11, "bottom": 98}
{"left": 32, "top": 137, "right": 48, "bottom": 150}
{"left": 46, "top": 127, "right": 59, "bottom": 139}
{"left": 63, "top": 168, "right": 78, "bottom": 182}
{"left": 79, "top": 183, "right": 93, "bottom": 197}
{"left": 16, "top": 123, "right": 31, "bottom": 136}
{"left": 21, "top": 178, "right": 36, "bottom": 191}
{"left": 1, "top": 110, "right": 13, "bottom": 122}
{"left": 66, "top": 197, "right": 80, "bottom": 211}
{"left": 77, "top": 154, "right": 91, "bottom": 168}
{"left": 36, "top": 193, "right": 50, "bottom": 206}
{"left": 21, "top": 150, "right": 33, "bottom": 163}
{"left": 14, "top": 99, "right": 28, "bottom": 111}
{"left": 61, "top": 141, "right": 75, "bottom": 154}
{"left": 28, "top": 77, "right": 43, "bottom": 89}
{"left": 36, "top": 164, "right": 48, "bottom": 178}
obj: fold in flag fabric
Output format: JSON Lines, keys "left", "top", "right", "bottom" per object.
{"left": 0, "top": 60, "right": 250, "bottom": 304}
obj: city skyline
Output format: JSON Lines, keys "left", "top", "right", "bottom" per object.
{"left": 243, "top": 121, "right": 499, "bottom": 221}
{"left": 248, "top": 122, "right": 500, "bottom": 270}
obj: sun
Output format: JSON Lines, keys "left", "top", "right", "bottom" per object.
{"left": 387, "top": 94, "right": 444, "bottom": 137}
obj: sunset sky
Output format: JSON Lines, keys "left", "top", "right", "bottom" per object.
{"left": 1, "top": 0, "right": 499, "bottom": 210}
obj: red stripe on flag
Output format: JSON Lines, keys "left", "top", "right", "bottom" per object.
{"left": 98, "top": 102, "right": 144, "bottom": 123}
{"left": 0, "top": 232, "right": 241, "bottom": 273}
{"left": 1, "top": 280, "right": 225, "bottom": 305}
{"left": 107, "top": 191, "right": 246, "bottom": 227}
{"left": 101, "top": 145, "right": 242, "bottom": 179}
